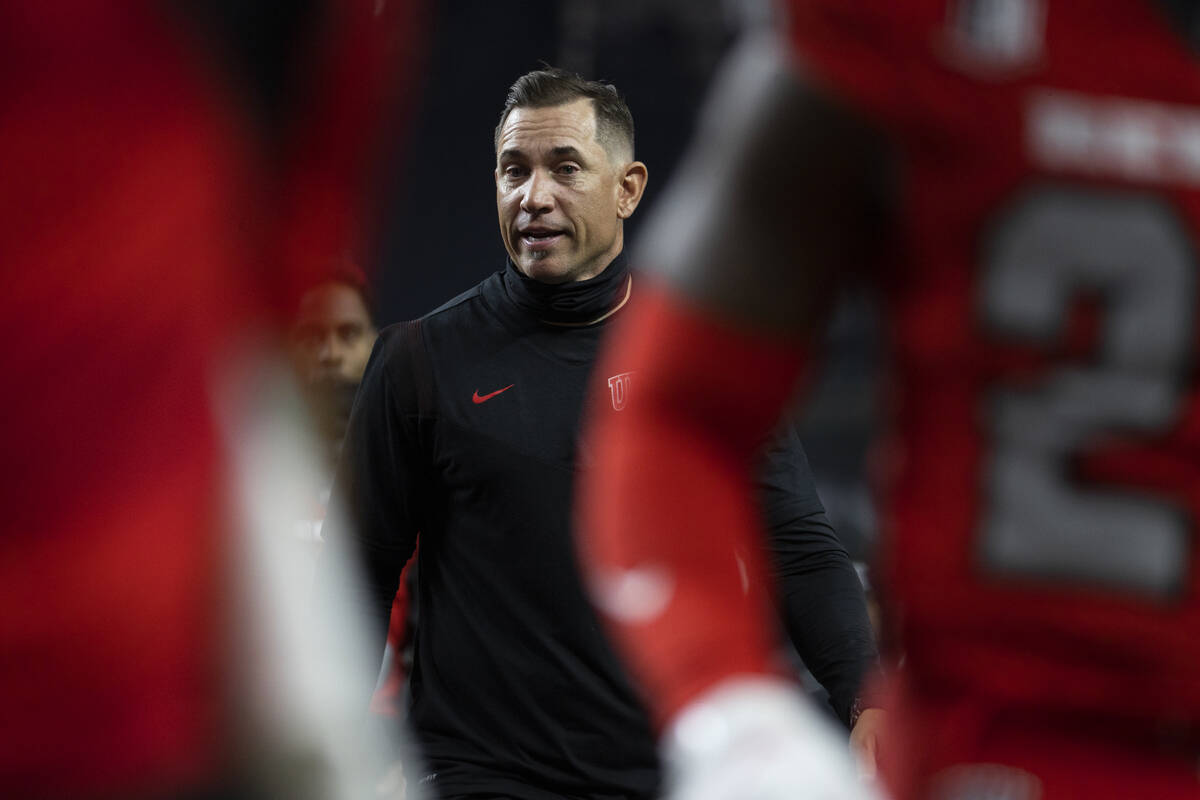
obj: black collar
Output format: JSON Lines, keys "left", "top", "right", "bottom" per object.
{"left": 501, "top": 253, "right": 632, "bottom": 326}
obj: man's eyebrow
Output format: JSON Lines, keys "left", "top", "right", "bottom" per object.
{"left": 499, "top": 146, "right": 590, "bottom": 163}
{"left": 292, "top": 321, "right": 321, "bottom": 336}
{"left": 550, "top": 145, "right": 587, "bottom": 161}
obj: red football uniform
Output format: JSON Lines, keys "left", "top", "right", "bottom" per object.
{"left": 0, "top": 5, "right": 247, "bottom": 794}
{"left": 787, "top": 0, "right": 1200, "bottom": 794}
{"left": 581, "top": 2, "right": 1200, "bottom": 798}
{"left": 0, "top": 1, "right": 418, "bottom": 795}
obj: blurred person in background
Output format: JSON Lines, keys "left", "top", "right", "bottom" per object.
{"left": 0, "top": 0, "right": 421, "bottom": 797}
{"left": 291, "top": 262, "right": 379, "bottom": 473}
{"left": 290, "top": 262, "right": 380, "bottom": 535}
{"left": 581, "top": 1, "right": 1200, "bottom": 799}
{"left": 317, "top": 66, "right": 881, "bottom": 800}
{"left": 287, "top": 264, "right": 417, "bottom": 725}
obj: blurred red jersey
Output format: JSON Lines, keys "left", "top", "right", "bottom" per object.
{"left": 0, "top": 1, "right": 418, "bottom": 795}
{"left": 789, "top": 0, "right": 1200, "bottom": 787}
{"left": 0, "top": 4, "right": 248, "bottom": 795}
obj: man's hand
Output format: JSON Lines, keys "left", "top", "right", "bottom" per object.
{"left": 849, "top": 707, "right": 886, "bottom": 780}
{"left": 663, "top": 677, "right": 883, "bottom": 800}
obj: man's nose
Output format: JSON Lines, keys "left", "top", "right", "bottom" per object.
{"left": 520, "top": 169, "right": 555, "bottom": 214}
{"left": 317, "top": 332, "right": 342, "bottom": 364}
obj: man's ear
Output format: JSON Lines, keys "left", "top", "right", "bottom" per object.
{"left": 617, "top": 161, "right": 648, "bottom": 219}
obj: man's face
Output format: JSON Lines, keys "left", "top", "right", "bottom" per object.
{"left": 290, "top": 282, "right": 377, "bottom": 384}
{"left": 495, "top": 98, "right": 645, "bottom": 284}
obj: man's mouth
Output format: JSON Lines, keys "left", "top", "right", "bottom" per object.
{"left": 520, "top": 228, "right": 566, "bottom": 250}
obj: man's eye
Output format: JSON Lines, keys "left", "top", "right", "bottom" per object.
{"left": 504, "top": 166, "right": 527, "bottom": 179}
{"left": 558, "top": 164, "right": 579, "bottom": 175}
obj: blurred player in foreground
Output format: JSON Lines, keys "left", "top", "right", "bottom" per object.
{"left": 581, "top": 1, "right": 1200, "bottom": 798}
{"left": 0, "top": 1, "right": 419, "bottom": 796}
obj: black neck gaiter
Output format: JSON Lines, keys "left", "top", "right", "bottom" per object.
{"left": 502, "top": 252, "right": 631, "bottom": 326}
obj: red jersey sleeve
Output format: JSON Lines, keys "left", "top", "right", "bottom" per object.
{"left": 579, "top": 284, "right": 808, "bottom": 726}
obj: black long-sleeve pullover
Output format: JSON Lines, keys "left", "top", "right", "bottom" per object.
{"left": 320, "top": 255, "right": 876, "bottom": 800}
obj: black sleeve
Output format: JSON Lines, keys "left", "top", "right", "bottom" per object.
{"left": 757, "top": 421, "right": 878, "bottom": 728}
{"left": 314, "top": 321, "right": 431, "bottom": 690}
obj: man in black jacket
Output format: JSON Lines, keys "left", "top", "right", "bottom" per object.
{"left": 319, "top": 68, "right": 880, "bottom": 800}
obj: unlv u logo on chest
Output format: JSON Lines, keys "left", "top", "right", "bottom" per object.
{"left": 607, "top": 372, "right": 633, "bottom": 411}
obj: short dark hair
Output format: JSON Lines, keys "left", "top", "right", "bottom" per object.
{"left": 296, "top": 255, "right": 376, "bottom": 328}
{"left": 329, "top": 261, "right": 376, "bottom": 328}
{"left": 494, "top": 67, "right": 635, "bottom": 159}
